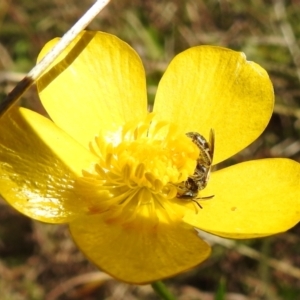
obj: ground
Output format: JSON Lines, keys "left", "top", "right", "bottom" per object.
{"left": 1, "top": 0, "right": 300, "bottom": 299}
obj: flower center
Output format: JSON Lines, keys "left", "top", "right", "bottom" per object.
{"left": 76, "top": 114, "right": 200, "bottom": 228}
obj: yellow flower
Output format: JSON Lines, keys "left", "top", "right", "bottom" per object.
{"left": 1, "top": 31, "right": 300, "bottom": 284}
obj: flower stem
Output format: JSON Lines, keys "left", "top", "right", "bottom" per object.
{"left": 151, "top": 281, "right": 177, "bottom": 300}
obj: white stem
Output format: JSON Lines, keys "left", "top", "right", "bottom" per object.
{"left": 0, "top": 0, "right": 110, "bottom": 116}
{"left": 29, "top": 0, "right": 110, "bottom": 80}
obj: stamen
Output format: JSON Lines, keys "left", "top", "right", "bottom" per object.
{"left": 122, "top": 164, "right": 131, "bottom": 182}
{"left": 135, "top": 163, "right": 145, "bottom": 179}
{"left": 105, "top": 152, "right": 113, "bottom": 167}
{"left": 77, "top": 116, "right": 201, "bottom": 227}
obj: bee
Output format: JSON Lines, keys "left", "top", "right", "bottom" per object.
{"left": 177, "top": 129, "right": 215, "bottom": 208}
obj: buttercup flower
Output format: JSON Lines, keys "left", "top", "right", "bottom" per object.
{"left": 1, "top": 31, "right": 300, "bottom": 284}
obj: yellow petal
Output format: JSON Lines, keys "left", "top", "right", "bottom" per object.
{"left": 153, "top": 46, "right": 274, "bottom": 164}
{"left": 37, "top": 31, "right": 147, "bottom": 148}
{"left": 183, "top": 159, "right": 300, "bottom": 238}
{"left": 0, "top": 107, "right": 97, "bottom": 223}
{"left": 70, "top": 215, "right": 211, "bottom": 284}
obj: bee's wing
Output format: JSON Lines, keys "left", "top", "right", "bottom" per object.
{"left": 209, "top": 129, "right": 215, "bottom": 163}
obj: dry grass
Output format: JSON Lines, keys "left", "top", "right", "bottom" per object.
{"left": 1, "top": 0, "right": 300, "bottom": 299}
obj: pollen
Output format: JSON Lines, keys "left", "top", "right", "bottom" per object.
{"left": 76, "top": 114, "right": 200, "bottom": 228}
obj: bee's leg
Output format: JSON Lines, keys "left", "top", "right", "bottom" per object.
{"left": 195, "top": 194, "right": 214, "bottom": 208}
{"left": 190, "top": 198, "right": 203, "bottom": 209}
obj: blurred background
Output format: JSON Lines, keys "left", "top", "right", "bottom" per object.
{"left": 1, "top": 0, "right": 300, "bottom": 299}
